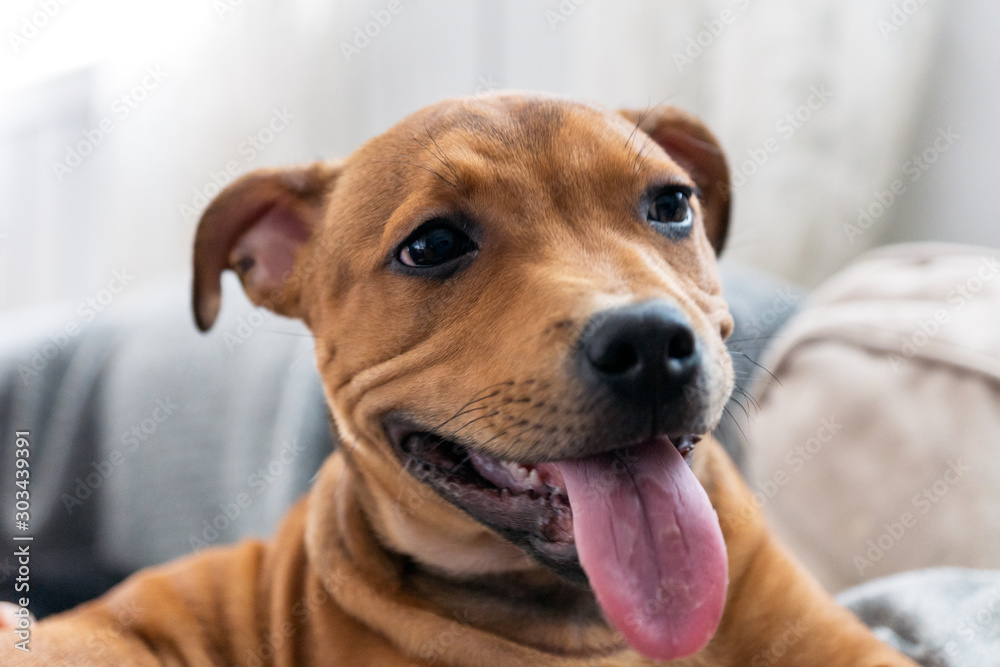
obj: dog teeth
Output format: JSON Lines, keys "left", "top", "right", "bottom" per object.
{"left": 484, "top": 459, "right": 558, "bottom": 500}
{"left": 502, "top": 461, "right": 530, "bottom": 481}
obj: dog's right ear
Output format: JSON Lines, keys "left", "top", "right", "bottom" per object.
{"left": 618, "top": 107, "right": 731, "bottom": 255}
{"left": 192, "top": 161, "right": 341, "bottom": 331}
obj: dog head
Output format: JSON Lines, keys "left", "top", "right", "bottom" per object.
{"left": 193, "top": 93, "right": 734, "bottom": 661}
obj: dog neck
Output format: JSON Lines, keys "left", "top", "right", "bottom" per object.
{"left": 304, "top": 451, "right": 639, "bottom": 664}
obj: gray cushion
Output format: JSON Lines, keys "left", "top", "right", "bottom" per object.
{"left": 839, "top": 567, "right": 1000, "bottom": 666}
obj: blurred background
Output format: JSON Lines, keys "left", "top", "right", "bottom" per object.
{"left": 1, "top": 0, "right": 998, "bottom": 313}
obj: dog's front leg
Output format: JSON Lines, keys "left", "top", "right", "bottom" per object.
{"left": 0, "top": 539, "right": 270, "bottom": 667}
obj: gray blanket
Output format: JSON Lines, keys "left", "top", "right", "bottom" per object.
{"left": 840, "top": 568, "right": 1000, "bottom": 666}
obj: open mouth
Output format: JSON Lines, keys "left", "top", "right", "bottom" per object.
{"left": 386, "top": 416, "right": 725, "bottom": 661}
{"left": 386, "top": 417, "right": 699, "bottom": 570}
{"left": 387, "top": 418, "right": 582, "bottom": 578}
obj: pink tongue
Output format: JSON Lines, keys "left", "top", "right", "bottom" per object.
{"left": 554, "top": 439, "right": 728, "bottom": 661}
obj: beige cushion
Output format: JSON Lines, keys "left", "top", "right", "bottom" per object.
{"left": 746, "top": 243, "right": 1000, "bottom": 592}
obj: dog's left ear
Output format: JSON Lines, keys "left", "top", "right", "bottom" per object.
{"left": 619, "top": 107, "right": 731, "bottom": 254}
{"left": 192, "top": 161, "right": 341, "bottom": 331}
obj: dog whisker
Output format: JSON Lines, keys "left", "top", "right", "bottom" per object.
{"left": 475, "top": 423, "right": 521, "bottom": 451}
{"left": 731, "top": 351, "right": 782, "bottom": 386}
{"left": 721, "top": 405, "right": 750, "bottom": 443}
{"left": 731, "top": 386, "right": 762, "bottom": 414}
{"left": 447, "top": 411, "right": 501, "bottom": 440}
{"left": 430, "top": 380, "right": 517, "bottom": 432}
{"left": 724, "top": 337, "right": 790, "bottom": 352}
{"left": 411, "top": 126, "right": 462, "bottom": 188}
{"left": 254, "top": 329, "right": 315, "bottom": 338}
{"left": 625, "top": 102, "right": 655, "bottom": 174}
{"left": 433, "top": 400, "right": 495, "bottom": 433}
{"left": 371, "top": 157, "right": 457, "bottom": 188}
{"left": 725, "top": 335, "right": 786, "bottom": 345}
{"left": 726, "top": 393, "right": 752, "bottom": 423}
{"left": 632, "top": 135, "right": 656, "bottom": 173}
{"left": 421, "top": 124, "right": 462, "bottom": 184}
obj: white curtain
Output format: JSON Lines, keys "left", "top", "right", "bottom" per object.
{"left": 4, "top": 0, "right": 993, "bottom": 312}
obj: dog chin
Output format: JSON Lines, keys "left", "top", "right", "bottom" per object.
{"left": 383, "top": 414, "right": 701, "bottom": 584}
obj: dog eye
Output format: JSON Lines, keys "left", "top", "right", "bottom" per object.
{"left": 397, "top": 221, "right": 476, "bottom": 268}
{"left": 646, "top": 188, "right": 693, "bottom": 236}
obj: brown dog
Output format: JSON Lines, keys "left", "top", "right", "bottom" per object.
{"left": 3, "top": 93, "right": 917, "bottom": 666}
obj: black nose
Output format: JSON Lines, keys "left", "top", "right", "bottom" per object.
{"left": 580, "top": 300, "right": 700, "bottom": 401}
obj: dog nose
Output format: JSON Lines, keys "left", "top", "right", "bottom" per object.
{"left": 581, "top": 300, "right": 700, "bottom": 401}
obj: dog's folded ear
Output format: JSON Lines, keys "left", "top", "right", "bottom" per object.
{"left": 619, "top": 107, "right": 731, "bottom": 254}
{"left": 192, "top": 161, "right": 341, "bottom": 331}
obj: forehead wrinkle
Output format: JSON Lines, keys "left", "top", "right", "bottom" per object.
{"left": 435, "top": 114, "right": 643, "bottom": 198}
